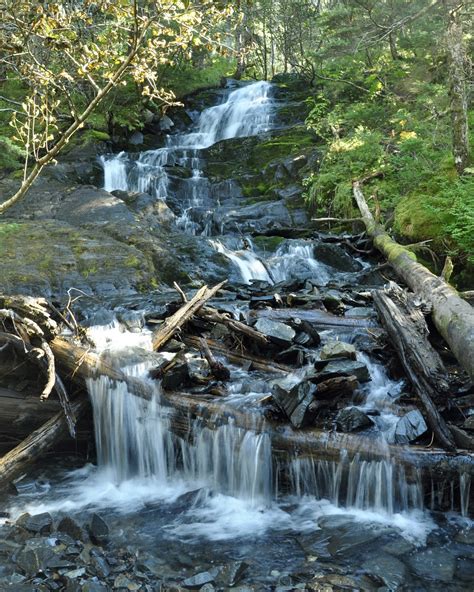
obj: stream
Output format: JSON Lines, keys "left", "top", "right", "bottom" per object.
{"left": 1, "top": 81, "right": 473, "bottom": 591}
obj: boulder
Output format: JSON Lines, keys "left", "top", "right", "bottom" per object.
{"left": 386, "top": 410, "right": 428, "bottom": 444}
{"left": 57, "top": 517, "right": 87, "bottom": 542}
{"left": 362, "top": 554, "right": 406, "bottom": 590}
{"left": 254, "top": 318, "right": 296, "bottom": 346}
{"left": 182, "top": 569, "right": 219, "bottom": 589}
{"left": 336, "top": 407, "right": 374, "bottom": 432}
{"left": 408, "top": 547, "right": 455, "bottom": 583}
{"left": 21, "top": 513, "right": 53, "bottom": 535}
{"left": 313, "top": 243, "right": 363, "bottom": 272}
{"left": 449, "top": 424, "right": 474, "bottom": 450}
{"left": 320, "top": 340, "right": 357, "bottom": 361}
{"left": 89, "top": 514, "right": 109, "bottom": 545}
{"left": 462, "top": 415, "right": 474, "bottom": 431}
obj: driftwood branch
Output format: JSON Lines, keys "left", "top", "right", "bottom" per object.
{"left": 373, "top": 283, "right": 456, "bottom": 451}
{"left": 152, "top": 282, "right": 226, "bottom": 350}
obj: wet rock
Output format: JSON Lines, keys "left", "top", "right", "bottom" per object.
{"left": 336, "top": 407, "right": 374, "bottom": 432}
{"left": 320, "top": 340, "right": 356, "bottom": 361}
{"left": 254, "top": 318, "right": 296, "bottom": 346}
{"left": 455, "top": 526, "right": 474, "bottom": 545}
{"left": 318, "top": 359, "right": 370, "bottom": 383}
{"left": 182, "top": 568, "right": 219, "bottom": 588}
{"left": 386, "top": 410, "right": 428, "bottom": 445}
{"left": 462, "top": 415, "right": 474, "bottom": 431}
{"left": 89, "top": 514, "right": 109, "bottom": 545}
{"left": 161, "top": 362, "right": 189, "bottom": 390}
{"left": 129, "top": 131, "right": 144, "bottom": 146}
{"left": 313, "top": 243, "right": 362, "bottom": 272}
{"left": 274, "top": 346, "right": 308, "bottom": 366}
{"left": 22, "top": 512, "right": 53, "bottom": 534}
{"left": 272, "top": 379, "right": 317, "bottom": 428}
{"left": 90, "top": 551, "right": 111, "bottom": 578}
{"left": 58, "top": 516, "right": 87, "bottom": 542}
{"left": 408, "top": 547, "right": 455, "bottom": 583}
{"left": 81, "top": 582, "right": 108, "bottom": 592}
{"left": 14, "top": 546, "right": 56, "bottom": 576}
{"left": 113, "top": 574, "right": 140, "bottom": 590}
{"left": 456, "top": 556, "right": 474, "bottom": 582}
{"left": 216, "top": 561, "right": 248, "bottom": 587}
{"left": 322, "top": 292, "right": 345, "bottom": 314}
{"left": 362, "top": 554, "right": 406, "bottom": 590}
{"left": 382, "top": 537, "right": 415, "bottom": 557}
{"left": 449, "top": 424, "right": 474, "bottom": 450}
{"left": 187, "top": 358, "right": 210, "bottom": 383}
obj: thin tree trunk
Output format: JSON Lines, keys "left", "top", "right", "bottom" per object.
{"left": 445, "top": 0, "right": 470, "bottom": 174}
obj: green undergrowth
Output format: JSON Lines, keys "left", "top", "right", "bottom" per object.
{"left": 302, "top": 69, "right": 474, "bottom": 283}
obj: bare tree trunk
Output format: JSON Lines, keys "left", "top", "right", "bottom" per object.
{"left": 445, "top": 0, "right": 470, "bottom": 174}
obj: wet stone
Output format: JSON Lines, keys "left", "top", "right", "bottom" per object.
{"left": 336, "top": 407, "right": 374, "bottom": 432}
{"left": 408, "top": 547, "right": 455, "bottom": 583}
{"left": 386, "top": 409, "right": 427, "bottom": 444}
{"left": 316, "top": 359, "right": 370, "bottom": 383}
{"left": 182, "top": 569, "right": 219, "bottom": 588}
{"left": 58, "top": 516, "right": 87, "bottom": 542}
{"left": 216, "top": 560, "right": 248, "bottom": 587}
{"left": 449, "top": 424, "right": 474, "bottom": 450}
{"left": 456, "top": 556, "right": 474, "bottom": 581}
{"left": 161, "top": 362, "right": 189, "bottom": 390}
{"left": 254, "top": 318, "right": 296, "bottom": 346}
{"left": 22, "top": 512, "right": 53, "bottom": 534}
{"left": 14, "top": 546, "right": 56, "bottom": 576}
{"left": 320, "top": 340, "right": 356, "bottom": 361}
{"left": 89, "top": 514, "right": 109, "bottom": 545}
{"left": 272, "top": 380, "right": 317, "bottom": 428}
{"left": 113, "top": 574, "right": 140, "bottom": 590}
{"left": 362, "top": 554, "right": 406, "bottom": 590}
{"left": 462, "top": 415, "right": 474, "bottom": 431}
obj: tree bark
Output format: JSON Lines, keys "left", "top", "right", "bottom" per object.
{"left": 0, "top": 399, "right": 88, "bottom": 490}
{"left": 152, "top": 282, "right": 225, "bottom": 351}
{"left": 444, "top": 0, "right": 470, "bottom": 174}
{"left": 373, "top": 283, "right": 456, "bottom": 450}
{"left": 353, "top": 181, "right": 474, "bottom": 383}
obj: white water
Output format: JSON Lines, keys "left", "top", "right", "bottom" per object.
{"left": 100, "top": 81, "right": 275, "bottom": 235}
{"left": 211, "top": 238, "right": 331, "bottom": 285}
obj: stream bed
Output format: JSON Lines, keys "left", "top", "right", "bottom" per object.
{"left": 0, "top": 81, "right": 473, "bottom": 591}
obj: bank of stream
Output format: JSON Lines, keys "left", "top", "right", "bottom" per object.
{"left": 0, "top": 81, "right": 473, "bottom": 591}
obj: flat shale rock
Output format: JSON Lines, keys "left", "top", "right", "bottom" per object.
{"left": 320, "top": 340, "right": 356, "bottom": 361}
{"left": 336, "top": 407, "right": 374, "bottom": 432}
{"left": 387, "top": 410, "right": 428, "bottom": 444}
{"left": 272, "top": 379, "right": 317, "bottom": 428}
{"left": 254, "top": 318, "right": 296, "bottom": 346}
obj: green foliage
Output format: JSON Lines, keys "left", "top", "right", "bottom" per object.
{"left": 0, "top": 136, "right": 25, "bottom": 172}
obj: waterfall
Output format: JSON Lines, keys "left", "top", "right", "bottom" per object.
{"left": 100, "top": 81, "right": 275, "bottom": 234}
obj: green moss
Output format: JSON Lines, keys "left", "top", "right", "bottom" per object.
{"left": 252, "top": 236, "right": 285, "bottom": 251}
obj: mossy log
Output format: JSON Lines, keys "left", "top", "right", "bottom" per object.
{"left": 353, "top": 181, "right": 474, "bottom": 383}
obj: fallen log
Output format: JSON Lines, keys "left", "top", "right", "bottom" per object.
{"left": 162, "top": 391, "right": 474, "bottom": 480}
{"left": 182, "top": 335, "right": 291, "bottom": 374}
{"left": 152, "top": 282, "right": 226, "bottom": 350}
{"left": 0, "top": 399, "right": 88, "bottom": 490}
{"left": 373, "top": 283, "right": 456, "bottom": 451}
{"left": 0, "top": 388, "right": 61, "bottom": 449}
{"left": 353, "top": 180, "right": 474, "bottom": 382}
{"left": 46, "top": 338, "right": 474, "bottom": 481}
{"left": 198, "top": 307, "right": 269, "bottom": 346}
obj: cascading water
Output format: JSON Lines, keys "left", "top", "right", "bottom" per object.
{"left": 100, "top": 81, "right": 275, "bottom": 235}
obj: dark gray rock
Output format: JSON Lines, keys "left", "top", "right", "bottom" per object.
{"left": 272, "top": 379, "right": 317, "bottom": 428}
{"left": 408, "top": 547, "right": 455, "bottom": 583}
{"left": 89, "top": 514, "right": 109, "bottom": 545}
{"left": 387, "top": 410, "right": 428, "bottom": 444}
{"left": 320, "top": 340, "right": 356, "bottom": 361}
{"left": 57, "top": 517, "right": 87, "bottom": 542}
{"left": 182, "top": 569, "right": 219, "bottom": 588}
{"left": 313, "top": 243, "right": 362, "bottom": 272}
{"left": 216, "top": 561, "right": 248, "bottom": 587}
{"left": 456, "top": 556, "right": 474, "bottom": 582}
{"left": 14, "top": 546, "right": 56, "bottom": 576}
{"left": 462, "top": 415, "right": 474, "bottom": 431}
{"left": 336, "top": 407, "right": 374, "bottom": 432}
{"left": 362, "top": 554, "right": 406, "bottom": 590}
{"left": 254, "top": 318, "right": 295, "bottom": 346}
{"left": 449, "top": 424, "right": 474, "bottom": 450}
{"left": 161, "top": 362, "right": 189, "bottom": 390}
{"left": 319, "top": 359, "right": 370, "bottom": 382}
{"left": 22, "top": 512, "right": 53, "bottom": 535}
{"left": 129, "top": 131, "right": 144, "bottom": 146}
